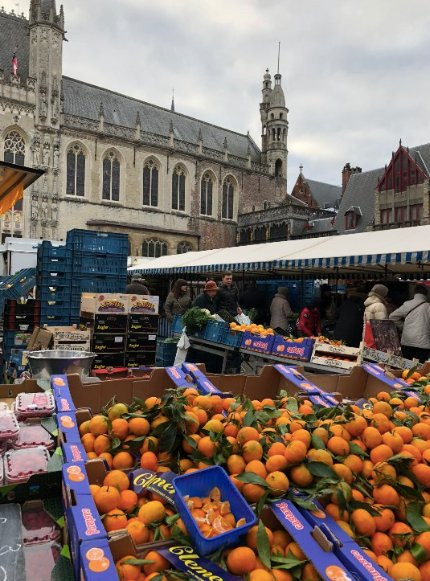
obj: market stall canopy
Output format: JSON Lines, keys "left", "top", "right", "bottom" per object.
{"left": 0, "top": 161, "right": 44, "bottom": 215}
{"left": 129, "top": 225, "right": 430, "bottom": 276}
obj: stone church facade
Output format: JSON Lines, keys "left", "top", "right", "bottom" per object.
{"left": 0, "top": 1, "right": 289, "bottom": 256}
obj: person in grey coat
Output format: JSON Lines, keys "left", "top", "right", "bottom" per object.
{"left": 270, "top": 287, "right": 293, "bottom": 335}
{"left": 390, "top": 285, "right": 430, "bottom": 362}
{"left": 164, "top": 279, "right": 192, "bottom": 323}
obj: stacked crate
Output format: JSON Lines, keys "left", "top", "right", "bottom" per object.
{"left": 3, "top": 299, "right": 42, "bottom": 378}
{"left": 91, "top": 313, "right": 128, "bottom": 369}
{"left": 125, "top": 313, "right": 158, "bottom": 368}
{"left": 37, "top": 242, "right": 72, "bottom": 326}
{"left": 36, "top": 230, "right": 128, "bottom": 325}
{"left": 67, "top": 229, "right": 128, "bottom": 324}
{"left": 50, "top": 326, "right": 91, "bottom": 351}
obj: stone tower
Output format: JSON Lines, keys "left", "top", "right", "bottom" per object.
{"left": 260, "top": 69, "right": 288, "bottom": 182}
{"left": 28, "top": 0, "right": 65, "bottom": 237}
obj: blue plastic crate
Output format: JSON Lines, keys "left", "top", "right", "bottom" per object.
{"left": 220, "top": 328, "right": 243, "bottom": 348}
{"left": 173, "top": 466, "right": 257, "bottom": 556}
{"left": 3, "top": 331, "right": 32, "bottom": 349}
{"left": 38, "top": 285, "right": 71, "bottom": 302}
{"left": 40, "top": 314, "right": 70, "bottom": 325}
{"left": 72, "top": 252, "right": 127, "bottom": 276}
{"left": 71, "top": 276, "right": 127, "bottom": 294}
{"left": 171, "top": 315, "right": 184, "bottom": 335}
{"left": 203, "top": 320, "right": 227, "bottom": 343}
{"left": 37, "top": 272, "right": 72, "bottom": 288}
{"left": 155, "top": 339, "right": 178, "bottom": 367}
{"left": 37, "top": 241, "right": 70, "bottom": 259}
{"left": 37, "top": 242, "right": 72, "bottom": 273}
{"left": 66, "top": 229, "right": 128, "bottom": 256}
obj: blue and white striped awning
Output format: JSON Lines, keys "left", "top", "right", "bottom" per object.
{"left": 129, "top": 226, "right": 430, "bottom": 276}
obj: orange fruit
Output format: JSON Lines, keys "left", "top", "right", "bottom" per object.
{"left": 394, "top": 426, "right": 414, "bottom": 444}
{"left": 226, "top": 454, "right": 246, "bottom": 475}
{"left": 370, "top": 444, "right": 393, "bottom": 464}
{"left": 389, "top": 522, "right": 414, "bottom": 548}
{"left": 362, "top": 426, "right": 382, "bottom": 449}
{"left": 118, "top": 489, "right": 138, "bottom": 513}
{"left": 373, "top": 484, "right": 400, "bottom": 506}
{"left": 374, "top": 507, "right": 395, "bottom": 532}
{"left": 371, "top": 532, "right": 393, "bottom": 556}
{"left": 116, "top": 555, "right": 141, "bottom": 580}
{"left": 143, "top": 551, "right": 169, "bottom": 575}
{"left": 182, "top": 434, "right": 200, "bottom": 454}
{"left": 266, "top": 455, "right": 288, "bottom": 473}
{"left": 333, "top": 463, "right": 353, "bottom": 484}
{"left": 267, "top": 442, "right": 287, "bottom": 457}
{"left": 138, "top": 500, "right": 165, "bottom": 525}
{"left": 111, "top": 418, "right": 129, "bottom": 440}
{"left": 98, "top": 452, "right": 113, "bottom": 468}
{"left": 246, "top": 525, "right": 274, "bottom": 549}
{"left": 94, "top": 486, "right": 121, "bottom": 513}
{"left": 126, "top": 520, "right": 149, "bottom": 545}
{"left": 242, "top": 440, "right": 263, "bottom": 462}
{"left": 266, "top": 471, "right": 289, "bottom": 496}
{"left": 412, "top": 463, "right": 430, "bottom": 487}
{"left": 103, "top": 509, "right": 127, "bottom": 532}
{"left": 89, "top": 415, "right": 108, "bottom": 436}
{"left": 351, "top": 509, "right": 376, "bottom": 536}
{"left": 79, "top": 420, "right": 90, "bottom": 435}
{"left": 272, "top": 571, "right": 293, "bottom": 581}
{"left": 93, "top": 435, "right": 111, "bottom": 455}
{"left": 103, "top": 470, "right": 130, "bottom": 492}
{"left": 242, "top": 483, "right": 265, "bottom": 503}
{"left": 112, "top": 451, "right": 134, "bottom": 470}
{"left": 390, "top": 563, "right": 421, "bottom": 581}
{"left": 300, "top": 564, "right": 319, "bottom": 580}
{"left": 89, "top": 484, "right": 100, "bottom": 499}
{"left": 382, "top": 431, "right": 404, "bottom": 453}
{"left": 343, "top": 454, "right": 363, "bottom": 474}
{"left": 197, "top": 436, "right": 217, "bottom": 458}
{"left": 81, "top": 433, "right": 95, "bottom": 453}
{"left": 249, "top": 570, "right": 274, "bottom": 581}
{"left": 327, "top": 436, "right": 349, "bottom": 456}
{"left": 398, "top": 551, "right": 417, "bottom": 565}
{"left": 416, "top": 531, "right": 430, "bottom": 555}
{"left": 373, "top": 401, "right": 393, "bottom": 418}
{"left": 237, "top": 427, "right": 260, "bottom": 444}
{"left": 226, "top": 547, "right": 257, "bottom": 575}
{"left": 289, "top": 464, "right": 313, "bottom": 487}
{"left": 284, "top": 440, "right": 307, "bottom": 464}
{"left": 128, "top": 417, "right": 150, "bottom": 436}
{"left": 286, "top": 542, "right": 305, "bottom": 560}
{"left": 245, "top": 460, "right": 267, "bottom": 479}
{"left": 291, "top": 428, "right": 311, "bottom": 448}
{"left": 140, "top": 436, "right": 159, "bottom": 454}
{"left": 140, "top": 451, "right": 158, "bottom": 471}
{"left": 272, "top": 530, "right": 291, "bottom": 549}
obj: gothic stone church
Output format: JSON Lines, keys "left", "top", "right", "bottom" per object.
{"left": 0, "top": 0, "right": 292, "bottom": 256}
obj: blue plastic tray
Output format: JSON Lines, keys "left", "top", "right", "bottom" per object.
{"left": 173, "top": 465, "right": 257, "bottom": 556}
{"left": 66, "top": 229, "right": 128, "bottom": 256}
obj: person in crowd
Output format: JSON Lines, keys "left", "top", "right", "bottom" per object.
{"left": 164, "top": 278, "right": 192, "bottom": 323}
{"left": 270, "top": 287, "right": 293, "bottom": 335}
{"left": 297, "top": 301, "right": 322, "bottom": 337}
{"left": 239, "top": 282, "right": 269, "bottom": 324}
{"left": 316, "top": 283, "right": 336, "bottom": 335}
{"left": 216, "top": 272, "right": 242, "bottom": 322}
{"left": 193, "top": 280, "right": 218, "bottom": 314}
{"left": 363, "top": 284, "right": 389, "bottom": 324}
{"left": 333, "top": 285, "right": 366, "bottom": 347}
{"left": 126, "top": 273, "right": 149, "bottom": 295}
{"left": 390, "top": 285, "right": 430, "bottom": 362}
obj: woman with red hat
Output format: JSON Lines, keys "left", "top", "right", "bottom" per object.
{"left": 193, "top": 280, "right": 219, "bottom": 314}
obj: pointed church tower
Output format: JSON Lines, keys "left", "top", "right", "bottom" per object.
{"left": 29, "top": 0, "right": 65, "bottom": 126}
{"left": 260, "top": 61, "right": 289, "bottom": 183}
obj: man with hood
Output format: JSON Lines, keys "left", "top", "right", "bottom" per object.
{"left": 390, "top": 285, "right": 430, "bottom": 362}
{"left": 270, "top": 287, "right": 293, "bottom": 335}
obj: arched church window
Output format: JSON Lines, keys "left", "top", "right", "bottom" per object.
{"left": 272, "top": 129, "right": 276, "bottom": 141}
{"left": 172, "top": 165, "right": 186, "bottom": 211}
{"left": 280, "top": 113, "right": 283, "bottom": 119}
{"left": 222, "top": 176, "right": 234, "bottom": 220}
{"left": 102, "top": 151, "right": 120, "bottom": 201}
{"left": 200, "top": 172, "right": 213, "bottom": 216}
{"left": 143, "top": 159, "right": 159, "bottom": 207}
{"left": 4, "top": 130, "right": 25, "bottom": 211}
{"left": 142, "top": 239, "right": 168, "bottom": 258}
{"left": 66, "top": 144, "right": 85, "bottom": 196}
{"left": 275, "top": 159, "right": 283, "bottom": 177}
{"left": 177, "top": 241, "right": 192, "bottom": 254}
{"left": 277, "top": 128, "right": 281, "bottom": 141}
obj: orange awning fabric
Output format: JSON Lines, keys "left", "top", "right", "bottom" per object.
{"left": 0, "top": 161, "right": 44, "bottom": 216}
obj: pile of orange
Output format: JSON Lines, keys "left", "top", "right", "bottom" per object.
{"left": 80, "top": 371, "right": 430, "bottom": 580}
{"left": 229, "top": 322, "right": 275, "bottom": 336}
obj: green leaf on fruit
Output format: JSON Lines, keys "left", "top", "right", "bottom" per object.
{"left": 307, "top": 461, "right": 338, "bottom": 479}
{"left": 407, "top": 502, "right": 430, "bottom": 533}
{"left": 257, "top": 520, "right": 272, "bottom": 569}
{"left": 236, "top": 472, "right": 268, "bottom": 488}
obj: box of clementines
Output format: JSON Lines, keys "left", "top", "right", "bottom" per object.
{"left": 80, "top": 539, "right": 117, "bottom": 580}
{"left": 62, "top": 441, "right": 87, "bottom": 463}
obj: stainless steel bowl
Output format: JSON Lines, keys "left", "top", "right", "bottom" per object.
{"left": 27, "top": 350, "right": 96, "bottom": 380}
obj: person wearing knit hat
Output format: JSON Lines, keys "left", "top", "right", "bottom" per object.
{"left": 363, "top": 283, "right": 389, "bottom": 334}
{"left": 164, "top": 278, "right": 192, "bottom": 323}
{"left": 193, "top": 280, "right": 219, "bottom": 314}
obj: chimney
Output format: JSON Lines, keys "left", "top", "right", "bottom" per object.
{"left": 342, "top": 163, "right": 362, "bottom": 195}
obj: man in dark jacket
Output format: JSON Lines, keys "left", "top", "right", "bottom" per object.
{"left": 193, "top": 280, "right": 218, "bottom": 314}
{"left": 215, "top": 272, "right": 241, "bottom": 322}
{"left": 333, "top": 287, "right": 366, "bottom": 347}
{"left": 126, "top": 274, "right": 149, "bottom": 295}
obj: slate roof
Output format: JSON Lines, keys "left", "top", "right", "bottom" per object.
{"left": 0, "top": 12, "right": 30, "bottom": 81}
{"left": 306, "top": 178, "right": 342, "bottom": 209}
{"left": 62, "top": 76, "right": 261, "bottom": 161}
{"left": 334, "top": 168, "right": 383, "bottom": 234}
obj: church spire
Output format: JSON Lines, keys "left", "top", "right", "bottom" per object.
{"left": 170, "top": 89, "right": 175, "bottom": 112}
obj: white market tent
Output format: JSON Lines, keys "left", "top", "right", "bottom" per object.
{"left": 129, "top": 225, "right": 430, "bottom": 277}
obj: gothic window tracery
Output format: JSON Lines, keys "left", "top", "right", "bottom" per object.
{"left": 4, "top": 130, "right": 25, "bottom": 211}
{"left": 177, "top": 241, "right": 192, "bottom": 254}
{"left": 200, "top": 172, "right": 213, "bottom": 216}
{"left": 142, "top": 239, "right": 168, "bottom": 258}
{"left": 143, "top": 158, "right": 159, "bottom": 207}
{"left": 172, "top": 165, "right": 186, "bottom": 211}
{"left": 222, "top": 176, "right": 234, "bottom": 220}
{"left": 102, "top": 151, "right": 120, "bottom": 201}
{"left": 66, "top": 144, "right": 85, "bottom": 196}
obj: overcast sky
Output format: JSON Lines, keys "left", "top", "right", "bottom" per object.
{"left": 6, "top": 0, "right": 430, "bottom": 188}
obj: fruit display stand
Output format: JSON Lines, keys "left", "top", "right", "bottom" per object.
{"left": 310, "top": 341, "right": 362, "bottom": 371}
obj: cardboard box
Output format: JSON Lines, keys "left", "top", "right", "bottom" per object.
{"left": 49, "top": 326, "right": 91, "bottom": 343}
{"left": 79, "top": 539, "right": 117, "bottom": 580}
{"left": 310, "top": 355, "right": 358, "bottom": 371}
{"left": 62, "top": 462, "right": 91, "bottom": 507}
{"left": 57, "top": 412, "right": 82, "bottom": 443}
{"left": 81, "top": 293, "right": 97, "bottom": 314}
{"left": 303, "top": 363, "right": 414, "bottom": 402}
{"left": 272, "top": 335, "right": 314, "bottom": 361}
{"left": 241, "top": 331, "right": 275, "bottom": 354}
{"left": 95, "top": 294, "right": 129, "bottom": 314}
{"left": 27, "top": 326, "right": 53, "bottom": 351}
{"left": 128, "top": 294, "right": 159, "bottom": 315}
{"left": 62, "top": 442, "right": 88, "bottom": 464}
